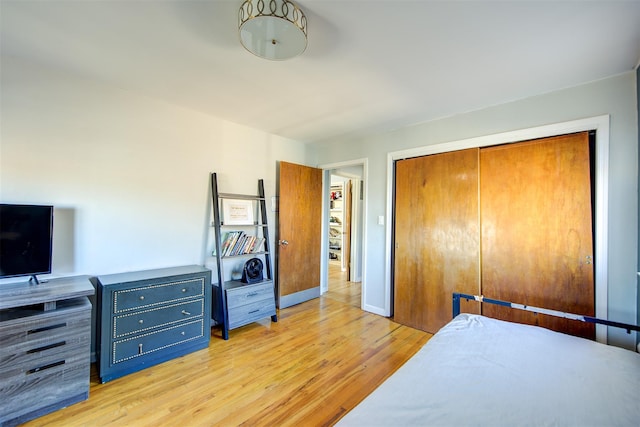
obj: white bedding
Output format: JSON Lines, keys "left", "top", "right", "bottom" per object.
{"left": 338, "top": 313, "right": 640, "bottom": 426}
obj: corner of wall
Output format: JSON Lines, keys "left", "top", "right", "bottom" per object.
{"left": 636, "top": 66, "right": 640, "bottom": 348}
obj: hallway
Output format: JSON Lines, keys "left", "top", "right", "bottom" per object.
{"left": 327, "top": 263, "right": 361, "bottom": 308}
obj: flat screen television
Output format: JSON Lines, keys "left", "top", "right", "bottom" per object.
{"left": 0, "top": 204, "right": 54, "bottom": 284}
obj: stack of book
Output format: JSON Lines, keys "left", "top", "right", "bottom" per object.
{"left": 215, "top": 231, "right": 265, "bottom": 257}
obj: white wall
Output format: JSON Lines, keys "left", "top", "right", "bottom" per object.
{"left": 2, "top": 56, "right": 637, "bottom": 349}
{"left": 0, "top": 56, "right": 306, "bottom": 280}
{"left": 312, "top": 72, "right": 639, "bottom": 350}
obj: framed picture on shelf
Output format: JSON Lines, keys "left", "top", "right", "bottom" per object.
{"left": 223, "top": 199, "right": 254, "bottom": 225}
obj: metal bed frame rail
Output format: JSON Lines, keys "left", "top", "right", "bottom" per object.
{"left": 452, "top": 292, "right": 640, "bottom": 334}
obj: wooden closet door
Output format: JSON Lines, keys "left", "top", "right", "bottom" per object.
{"left": 480, "top": 132, "right": 595, "bottom": 339}
{"left": 394, "top": 149, "right": 481, "bottom": 333}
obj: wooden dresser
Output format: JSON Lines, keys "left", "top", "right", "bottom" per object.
{"left": 0, "top": 276, "right": 94, "bottom": 427}
{"left": 96, "top": 265, "right": 211, "bottom": 383}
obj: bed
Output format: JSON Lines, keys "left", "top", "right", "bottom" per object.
{"left": 337, "top": 294, "right": 640, "bottom": 426}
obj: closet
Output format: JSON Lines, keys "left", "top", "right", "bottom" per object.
{"left": 329, "top": 183, "right": 344, "bottom": 266}
{"left": 393, "top": 132, "right": 595, "bottom": 339}
{"left": 329, "top": 179, "right": 353, "bottom": 276}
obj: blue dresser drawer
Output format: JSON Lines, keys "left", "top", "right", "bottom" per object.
{"left": 113, "top": 277, "right": 205, "bottom": 313}
{"left": 112, "top": 299, "right": 204, "bottom": 339}
{"left": 112, "top": 319, "right": 205, "bottom": 364}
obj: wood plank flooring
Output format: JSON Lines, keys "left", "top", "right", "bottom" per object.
{"left": 21, "top": 269, "right": 430, "bottom": 427}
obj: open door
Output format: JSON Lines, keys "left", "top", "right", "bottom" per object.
{"left": 277, "top": 161, "right": 323, "bottom": 308}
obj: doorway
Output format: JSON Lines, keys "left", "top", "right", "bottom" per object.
{"left": 327, "top": 174, "right": 358, "bottom": 304}
{"left": 320, "top": 160, "right": 367, "bottom": 309}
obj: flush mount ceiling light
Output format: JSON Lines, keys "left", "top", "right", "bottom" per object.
{"left": 239, "top": 0, "right": 307, "bottom": 61}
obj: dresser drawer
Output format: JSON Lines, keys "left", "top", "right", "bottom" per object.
{"left": 0, "top": 307, "right": 88, "bottom": 353}
{"left": 113, "top": 277, "right": 205, "bottom": 313}
{"left": 0, "top": 353, "right": 89, "bottom": 420}
{"left": 226, "top": 282, "right": 274, "bottom": 309}
{"left": 111, "top": 319, "right": 205, "bottom": 364}
{"left": 113, "top": 299, "right": 204, "bottom": 338}
{"left": 228, "top": 298, "right": 276, "bottom": 329}
{"left": 0, "top": 317, "right": 90, "bottom": 377}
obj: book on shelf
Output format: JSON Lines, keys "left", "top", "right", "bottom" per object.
{"left": 213, "top": 231, "right": 235, "bottom": 256}
{"left": 214, "top": 231, "right": 267, "bottom": 257}
{"left": 220, "top": 231, "right": 233, "bottom": 255}
{"left": 220, "top": 231, "right": 240, "bottom": 256}
{"left": 230, "top": 234, "right": 246, "bottom": 256}
{"left": 251, "top": 237, "right": 265, "bottom": 253}
{"left": 242, "top": 235, "right": 256, "bottom": 254}
{"left": 230, "top": 232, "right": 246, "bottom": 256}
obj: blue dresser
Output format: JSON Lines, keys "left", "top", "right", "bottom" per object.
{"left": 97, "top": 265, "right": 211, "bottom": 383}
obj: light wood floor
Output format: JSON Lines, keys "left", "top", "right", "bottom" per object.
{"left": 22, "top": 269, "right": 430, "bottom": 427}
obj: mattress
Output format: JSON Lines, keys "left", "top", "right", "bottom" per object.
{"left": 337, "top": 313, "right": 640, "bottom": 426}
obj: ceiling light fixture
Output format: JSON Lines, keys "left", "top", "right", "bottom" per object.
{"left": 239, "top": 0, "right": 307, "bottom": 61}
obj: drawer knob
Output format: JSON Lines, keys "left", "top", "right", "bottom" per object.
{"left": 139, "top": 296, "right": 145, "bottom": 301}
{"left": 181, "top": 310, "right": 191, "bottom": 316}
{"left": 181, "top": 331, "right": 185, "bottom": 336}
{"left": 139, "top": 319, "right": 144, "bottom": 324}
{"left": 138, "top": 343, "right": 143, "bottom": 354}
{"left": 182, "top": 288, "right": 187, "bottom": 292}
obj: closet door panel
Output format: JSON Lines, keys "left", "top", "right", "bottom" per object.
{"left": 480, "top": 132, "right": 595, "bottom": 339}
{"left": 394, "top": 149, "right": 481, "bottom": 333}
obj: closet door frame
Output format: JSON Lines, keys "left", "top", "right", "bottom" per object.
{"left": 384, "top": 115, "right": 610, "bottom": 343}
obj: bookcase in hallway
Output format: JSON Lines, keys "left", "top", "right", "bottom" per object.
{"left": 210, "top": 173, "right": 277, "bottom": 340}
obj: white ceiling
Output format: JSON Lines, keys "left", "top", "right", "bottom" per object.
{"left": 2, "top": 0, "right": 639, "bottom": 144}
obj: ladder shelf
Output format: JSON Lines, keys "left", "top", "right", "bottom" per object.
{"left": 210, "top": 172, "right": 277, "bottom": 340}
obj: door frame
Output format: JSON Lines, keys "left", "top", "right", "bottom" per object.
{"left": 385, "top": 115, "right": 610, "bottom": 343}
{"left": 319, "top": 158, "right": 368, "bottom": 306}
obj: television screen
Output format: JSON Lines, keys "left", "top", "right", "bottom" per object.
{"left": 0, "top": 204, "right": 53, "bottom": 281}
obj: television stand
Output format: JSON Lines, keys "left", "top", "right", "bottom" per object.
{"left": 0, "top": 276, "right": 94, "bottom": 426}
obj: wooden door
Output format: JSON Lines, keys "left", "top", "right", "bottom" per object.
{"left": 277, "top": 161, "right": 323, "bottom": 309}
{"left": 343, "top": 180, "right": 352, "bottom": 281}
{"left": 480, "top": 132, "right": 595, "bottom": 339}
{"left": 394, "top": 149, "right": 481, "bottom": 333}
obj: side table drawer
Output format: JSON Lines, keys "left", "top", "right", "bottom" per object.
{"left": 113, "top": 299, "right": 204, "bottom": 338}
{"left": 228, "top": 298, "right": 276, "bottom": 329}
{"left": 226, "top": 282, "right": 274, "bottom": 309}
{"left": 111, "top": 319, "right": 205, "bottom": 364}
{"left": 113, "top": 277, "right": 205, "bottom": 313}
